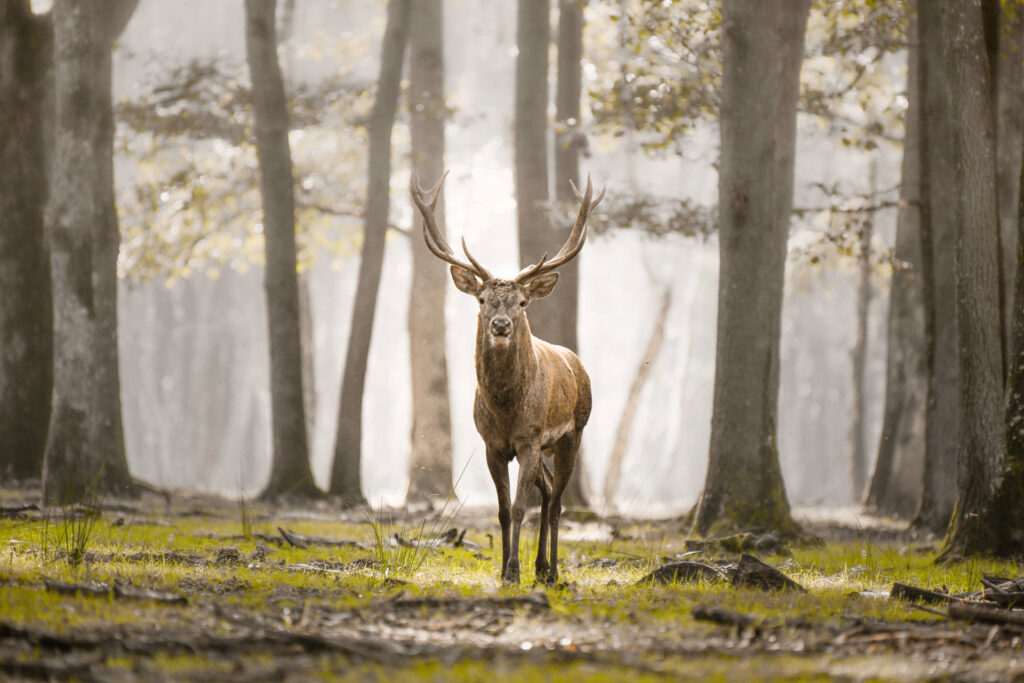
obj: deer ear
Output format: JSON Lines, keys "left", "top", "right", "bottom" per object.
{"left": 525, "top": 272, "right": 559, "bottom": 300}
{"left": 450, "top": 265, "right": 482, "bottom": 295}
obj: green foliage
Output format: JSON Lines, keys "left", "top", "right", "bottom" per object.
{"left": 586, "top": 191, "right": 718, "bottom": 239}
{"left": 115, "top": 51, "right": 374, "bottom": 283}
{"left": 589, "top": 0, "right": 907, "bottom": 152}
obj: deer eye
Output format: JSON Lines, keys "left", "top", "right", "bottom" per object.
{"left": 519, "top": 300, "right": 527, "bottom": 308}
{"left": 478, "top": 297, "right": 485, "bottom": 305}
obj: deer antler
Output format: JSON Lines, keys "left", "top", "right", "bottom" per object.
{"left": 515, "top": 175, "right": 605, "bottom": 284}
{"left": 411, "top": 172, "right": 493, "bottom": 282}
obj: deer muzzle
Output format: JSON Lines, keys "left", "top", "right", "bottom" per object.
{"left": 489, "top": 316, "right": 512, "bottom": 338}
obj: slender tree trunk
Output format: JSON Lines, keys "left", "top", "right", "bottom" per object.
{"left": 603, "top": 289, "right": 671, "bottom": 510}
{"left": 693, "top": 0, "right": 810, "bottom": 538}
{"left": 244, "top": 0, "right": 319, "bottom": 499}
{"left": 914, "top": 0, "right": 960, "bottom": 534}
{"left": 938, "top": 0, "right": 1008, "bottom": 559}
{"left": 997, "top": 6, "right": 1024, "bottom": 374}
{"left": 864, "top": 7, "right": 926, "bottom": 518}
{"left": 849, "top": 160, "right": 876, "bottom": 503}
{"left": 330, "top": 0, "right": 411, "bottom": 505}
{"left": 0, "top": 1, "right": 52, "bottom": 482}
{"left": 554, "top": 0, "right": 591, "bottom": 507}
{"left": 406, "top": 0, "right": 454, "bottom": 504}
{"left": 515, "top": 0, "right": 552, "bottom": 327}
{"left": 43, "top": 0, "right": 138, "bottom": 504}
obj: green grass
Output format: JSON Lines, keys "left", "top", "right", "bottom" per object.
{"left": 0, "top": 496, "right": 1019, "bottom": 680}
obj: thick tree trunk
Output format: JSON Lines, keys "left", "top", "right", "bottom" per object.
{"left": 330, "top": 0, "right": 411, "bottom": 505}
{"left": 914, "top": 0, "right": 960, "bottom": 534}
{"left": 693, "top": 0, "right": 810, "bottom": 538}
{"left": 406, "top": 0, "right": 454, "bottom": 505}
{"left": 997, "top": 7, "right": 1024, "bottom": 374}
{"left": 43, "top": 0, "right": 138, "bottom": 504}
{"left": 938, "top": 0, "right": 1009, "bottom": 559}
{"left": 994, "top": 104, "right": 1024, "bottom": 558}
{"left": 865, "top": 8, "right": 926, "bottom": 519}
{"left": 244, "top": 0, "right": 319, "bottom": 499}
{"left": 849, "top": 160, "right": 876, "bottom": 503}
{"left": 0, "top": 1, "right": 52, "bottom": 482}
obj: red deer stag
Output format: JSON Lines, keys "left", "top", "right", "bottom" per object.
{"left": 411, "top": 172, "right": 603, "bottom": 585}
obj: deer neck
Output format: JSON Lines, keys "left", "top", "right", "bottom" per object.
{"left": 475, "top": 315, "right": 536, "bottom": 407}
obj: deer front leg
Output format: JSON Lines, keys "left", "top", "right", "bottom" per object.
{"left": 486, "top": 450, "right": 512, "bottom": 580}
{"left": 534, "top": 459, "right": 553, "bottom": 581}
{"left": 506, "top": 442, "right": 542, "bottom": 585}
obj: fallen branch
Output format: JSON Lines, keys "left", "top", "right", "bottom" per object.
{"left": 278, "top": 527, "right": 363, "bottom": 549}
{"left": 890, "top": 582, "right": 955, "bottom": 606}
{"left": 948, "top": 604, "right": 1024, "bottom": 628}
{"left": 691, "top": 605, "right": 759, "bottom": 629}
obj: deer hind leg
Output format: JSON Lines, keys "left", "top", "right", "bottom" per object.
{"left": 546, "top": 434, "right": 579, "bottom": 586}
{"left": 486, "top": 450, "right": 512, "bottom": 580}
{"left": 534, "top": 457, "right": 553, "bottom": 581}
{"left": 506, "top": 444, "right": 542, "bottom": 585}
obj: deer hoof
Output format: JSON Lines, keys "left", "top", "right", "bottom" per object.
{"left": 502, "top": 567, "right": 521, "bottom": 585}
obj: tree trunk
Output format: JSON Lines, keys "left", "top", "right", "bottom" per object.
{"left": 43, "top": 0, "right": 138, "bottom": 504}
{"left": 554, "top": 0, "right": 591, "bottom": 507}
{"left": 937, "top": 0, "right": 1009, "bottom": 559}
{"left": 406, "top": 0, "right": 454, "bottom": 505}
{"left": 330, "top": 0, "right": 411, "bottom": 505}
{"left": 0, "top": 1, "right": 53, "bottom": 482}
{"left": 997, "top": 6, "right": 1024, "bottom": 375}
{"left": 913, "top": 0, "right": 960, "bottom": 534}
{"left": 603, "top": 289, "right": 671, "bottom": 510}
{"left": 693, "top": 0, "right": 810, "bottom": 538}
{"left": 244, "top": 0, "right": 319, "bottom": 499}
{"left": 864, "top": 6, "right": 926, "bottom": 519}
{"left": 994, "top": 95, "right": 1024, "bottom": 558}
{"left": 849, "top": 159, "right": 876, "bottom": 503}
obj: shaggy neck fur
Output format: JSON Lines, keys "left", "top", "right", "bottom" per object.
{"left": 475, "top": 314, "right": 537, "bottom": 409}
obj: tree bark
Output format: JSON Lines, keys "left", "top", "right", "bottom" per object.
{"left": 406, "top": 0, "right": 454, "bottom": 504}
{"left": 913, "top": 0, "right": 960, "bottom": 534}
{"left": 693, "top": 0, "right": 810, "bottom": 538}
{"left": 994, "top": 90, "right": 1024, "bottom": 558}
{"left": 554, "top": 0, "right": 590, "bottom": 507}
{"left": 244, "top": 0, "right": 319, "bottom": 499}
{"left": 330, "top": 0, "right": 411, "bottom": 505}
{"left": 864, "top": 6, "right": 926, "bottom": 518}
{"left": 997, "top": 6, "right": 1024, "bottom": 376}
{"left": 937, "top": 0, "right": 1009, "bottom": 558}
{"left": 0, "top": 1, "right": 53, "bottom": 482}
{"left": 43, "top": 0, "right": 138, "bottom": 504}
{"left": 849, "top": 160, "right": 876, "bottom": 503}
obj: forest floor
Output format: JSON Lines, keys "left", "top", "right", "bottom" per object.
{"left": 0, "top": 485, "right": 1022, "bottom": 682}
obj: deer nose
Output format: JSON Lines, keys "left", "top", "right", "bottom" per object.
{"left": 490, "top": 316, "right": 512, "bottom": 336}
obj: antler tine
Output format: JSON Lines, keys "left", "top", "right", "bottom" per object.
{"left": 515, "top": 175, "right": 604, "bottom": 284}
{"left": 461, "top": 236, "right": 493, "bottom": 281}
{"left": 514, "top": 252, "right": 549, "bottom": 281}
{"left": 411, "top": 171, "right": 491, "bottom": 281}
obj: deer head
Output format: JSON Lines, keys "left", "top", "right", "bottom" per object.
{"left": 410, "top": 172, "right": 605, "bottom": 349}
